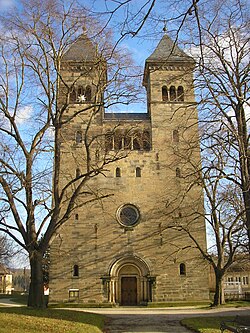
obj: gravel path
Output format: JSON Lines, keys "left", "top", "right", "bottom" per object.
{"left": 84, "top": 306, "right": 250, "bottom": 333}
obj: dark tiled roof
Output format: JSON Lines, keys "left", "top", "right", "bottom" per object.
{"left": 146, "top": 34, "right": 194, "bottom": 64}
{"left": 104, "top": 112, "right": 150, "bottom": 120}
{"left": 63, "top": 34, "right": 97, "bottom": 62}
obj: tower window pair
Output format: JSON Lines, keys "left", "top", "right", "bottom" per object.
{"left": 115, "top": 167, "right": 141, "bottom": 177}
{"left": 162, "top": 86, "right": 184, "bottom": 102}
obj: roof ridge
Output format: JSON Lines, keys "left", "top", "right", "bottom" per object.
{"left": 63, "top": 33, "right": 98, "bottom": 62}
{"left": 146, "top": 34, "right": 194, "bottom": 63}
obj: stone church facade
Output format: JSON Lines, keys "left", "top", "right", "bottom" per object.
{"left": 49, "top": 33, "right": 209, "bottom": 305}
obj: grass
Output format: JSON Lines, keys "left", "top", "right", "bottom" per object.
{"left": 0, "top": 307, "right": 104, "bottom": 333}
{"left": 0, "top": 292, "right": 29, "bottom": 305}
{"left": 147, "top": 301, "right": 211, "bottom": 308}
{"left": 221, "top": 300, "right": 250, "bottom": 308}
{"left": 182, "top": 316, "right": 233, "bottom": 333}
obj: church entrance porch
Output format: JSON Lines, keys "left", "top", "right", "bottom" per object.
{"left": 107, "top": 255, "right": 153, "bottom": 306}
{"left": 121, "top": 276, "right": 137, "bottom": 305}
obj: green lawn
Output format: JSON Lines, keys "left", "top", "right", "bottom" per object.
{"left": 0, "top": 307, "right": 104, "bottom": 333}
{"left": 182, "top": 316, "right": 234, "bottom": 333}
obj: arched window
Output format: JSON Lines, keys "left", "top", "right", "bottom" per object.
{"left": 133, "top": 132, "right": 141, "bottom": 150}
{"left": 70, "top": 89, "right": 76, "bottom": 103}
{"left": 177, "top": 86, "right": 184, "bottom": 101}
{"left": 77, "top": 86, "right": 84, "bottom": 97}
{"left": 114, "top": 131, "right": 123, "bottom": 150}
{"left": 85, "top": 85, "right": 92, "bottom": 101}
{"left": 124, "top": 134, "right": 132, "bottom": 150}
{"left": 180, "top": 263, "right": 186, "bottom": 276}
{"left": 76, "top": 168, "right": 81, "bottom": 178}
{"left": 143, "top": 131, "right": 151, "bottom": 151}
{"left": 75, "top": 213, "right": 79, "bottom": 221}
{"left": 77, "top": 86, "right": 85, "bottom": 102}
{"left": 105, "top": 133, "right": 113, "bottom": 151}
{"left": 73, "top": 264, "right": 79, "bottom": 277}
{"left": 173, "top": 129, "right": 179, "bottom": 143}
{"left": 76, "top": 131, "right": 82, "bottom": 144}
{"left": 176, "top": 167, "right": 181, "bottom": 178}
{"left": 162, "top": 86, "right": 168, "bottom": 101}
{"left": 170, "top": 86, "right": 176, "bottom": 101}
{"left": 116, "top": 167, "right": 121, "bottom": 177}
{"left": 136, "top": 167, "right": 141, "bottom": 178}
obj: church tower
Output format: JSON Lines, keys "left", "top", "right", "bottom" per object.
{"left": 49, "top": 33, "right": 209, "bottom": 305}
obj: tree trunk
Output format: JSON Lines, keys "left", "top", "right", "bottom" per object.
{"left": 213, "top": 271, "right": 225, "bottom": 306}
{"left": 243, "top": 190, "right": 250, "bottom": 252}
{"left": 28, "top": 250, "right": 45, "bottom": 308}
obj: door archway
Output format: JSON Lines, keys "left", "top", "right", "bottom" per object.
{"left": 108, "top": 255, "right": 151, "bottom": 305}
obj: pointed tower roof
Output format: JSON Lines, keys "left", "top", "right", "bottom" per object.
{"left": 146, "top": 34, "right": 194, "bottom": 64}
{"left": 143, "top": 34, "right": 194, "bottom": 87}
{"left": 63, "top": 34, "right": 98, "bottom": 62}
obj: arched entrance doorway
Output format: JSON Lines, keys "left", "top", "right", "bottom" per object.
{"left": 108, "top": 255, "right": 151, "bottom": 305}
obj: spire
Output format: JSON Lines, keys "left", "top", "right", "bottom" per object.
{"left": 143, "top": 34, "right": 194, "bottom": 87}
{"left": 146, "top": 34, "right": 194, "bottom": 64}
{"left": 63, "top": 34, "right": 98, "bottom": 62}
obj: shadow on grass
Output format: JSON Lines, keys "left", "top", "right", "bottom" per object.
{"left": 0, "top": 306, "right": 104, "bottom": 330}
{"left": 181, "top": 316, "right": 249, "bottom": 333}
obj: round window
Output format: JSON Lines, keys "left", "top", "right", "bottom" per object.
{"left": 117, "top": 204, "right": 140, "bottom": 227}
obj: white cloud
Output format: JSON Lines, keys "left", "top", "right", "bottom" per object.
{"left": 16, "top": 105, "right": 33, "bottom": 125}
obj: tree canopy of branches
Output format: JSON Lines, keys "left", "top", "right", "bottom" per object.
{"left": 193, "top": 0, "right": 250, "bottom": 250}
{"left": 96, "top": 0, "right": 250, "bottom": 247}
{"left": 172, "top": 0, "right": 249, "bottom": 304}
{"left": 0, "top": 0, "right": 141, "bottom": 308}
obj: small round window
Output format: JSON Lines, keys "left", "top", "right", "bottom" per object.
{"left": 117, "top": 204, "right": 140, "bottom": 227}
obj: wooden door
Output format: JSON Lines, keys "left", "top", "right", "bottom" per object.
{"left": 121, "top": 277, "right": 137, "bottom": 305}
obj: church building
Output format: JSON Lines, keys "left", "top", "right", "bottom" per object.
{"left": 49, "top": 32, "right": 209, "bottom": 305}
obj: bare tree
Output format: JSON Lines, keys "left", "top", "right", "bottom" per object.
{"left": 164, "top": 0, "right": 250, "bottom": 302}
{"left": 0, "top": 234, "right": 13, "bottom": 266}
{"left": 0, "top": 0, "right": 141, "bottom": 308}
{"left": 190, "top": 0, "right": 250, "bottom": 249}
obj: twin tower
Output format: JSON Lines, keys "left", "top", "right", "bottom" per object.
{"left": 49, "top": 33, "right": 209, "bottom": 305}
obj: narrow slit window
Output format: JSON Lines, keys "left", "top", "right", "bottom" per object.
{"left": 136, "top": 167, "right": 141, "bottom": 178}
{"left": 75, "top": 213, "right": 79, "bottom": 221}
{"left": 73, "top": 264, "right": 79, "bottom": 277}
{"left": 173, "top": 130, "right": 179, "bottom": 143}
{"left": 180, "top": 263, "right": 186, "bottom": 276}
{"left": 116, "top": 167, "right": 121, "bottom": 177}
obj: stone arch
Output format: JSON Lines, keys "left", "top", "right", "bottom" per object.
{"left": 162, "top": 85, "right": 168, "bottom": 101}
{"left": 108, "top": 255, "right": 152, "bottom": 305}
